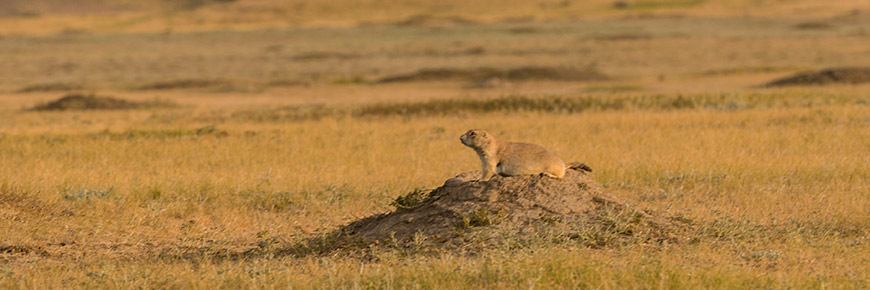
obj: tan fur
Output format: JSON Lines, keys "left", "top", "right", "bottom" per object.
{"left": 460, "top": 129, "right": 567, "bottom": 180}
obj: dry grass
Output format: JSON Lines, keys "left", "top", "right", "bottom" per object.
{"left": 1, "top": 97, "right": 868, "bottom": 288}
{"left": 2, "top": 1, "right": 870, "bottom": 288}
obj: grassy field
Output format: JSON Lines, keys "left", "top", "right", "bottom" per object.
{"left": 1, "top": 0, "right": 870, "bottom": 288}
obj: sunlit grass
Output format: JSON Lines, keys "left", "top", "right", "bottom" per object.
{"left": 1, "top": 91, "right": 868, "bottom": 287}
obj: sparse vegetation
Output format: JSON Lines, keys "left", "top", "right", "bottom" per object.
{"left": 457, "top": 208, "right": 501, "bottom": 229}
{"left": 390, "top": 188, "right": 433, "bottom": 210}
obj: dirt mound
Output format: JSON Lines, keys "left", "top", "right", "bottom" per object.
{"left": 764, "top": 67, "right": 870, "bottom": 87}
{"left": 306, "top": 167, "right": 689, "bottom": 254}
{"left": 377, "top": 66, "right": 609, "bottom": 84}
{"left": 30, "top": 94, "right": 175, "bottom": 111}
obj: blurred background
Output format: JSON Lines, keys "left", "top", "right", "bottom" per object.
{"left": 0, "top": 0, "right": 867, "bottom": 109}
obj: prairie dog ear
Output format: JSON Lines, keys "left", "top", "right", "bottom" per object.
{"left": 480, "top": 131, "right": 487, "bottom": 136}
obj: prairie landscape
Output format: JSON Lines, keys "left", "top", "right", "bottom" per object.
{"left": 1, "top": 0, "right": 869, "bottom": 288}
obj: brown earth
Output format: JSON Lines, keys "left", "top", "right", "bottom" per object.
{"left": 310, "top": 166, "right": 691, "bottom": 253}
{"left": 763, "top": 67, "right": 870, "bottom": 87}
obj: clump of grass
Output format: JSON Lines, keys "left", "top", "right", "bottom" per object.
{"left": 456, "top": 208, "right": 503, "bottom": 229}
{"left": 241, "top": 190, "right": 297, "bottom": 212}
{"left": 62, "top": 187, "right": 114, "bottom": 202}
{"left": 390, "top": 188, "right": 433, "bottom": 210}
{"left": 29, "top": 94, "right": 177, "bottom": 111}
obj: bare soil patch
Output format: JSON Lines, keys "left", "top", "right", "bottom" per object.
{"left": 301, "top": 166, "right": 690, "bottom": 254}
{"left": 30, "top": 94, "right": 176, "bottom": 111}
{"left": 763, "top": 67, "right": 870, "bottom": 87}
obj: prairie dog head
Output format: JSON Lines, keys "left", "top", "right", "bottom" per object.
{"left": 460, "top": 129, "right": 494, "bottom": 149}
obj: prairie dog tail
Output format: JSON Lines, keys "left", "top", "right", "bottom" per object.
{"left": 567, "top": 162, "right": 592, "bottom": 172}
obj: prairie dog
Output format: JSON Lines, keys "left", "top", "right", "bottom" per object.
{"left": 460, "top": 129, "right": 567, "bottom": 180}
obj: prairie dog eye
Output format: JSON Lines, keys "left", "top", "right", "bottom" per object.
{"left": 470, "top": 132, "right": 476, "bottom": 136}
